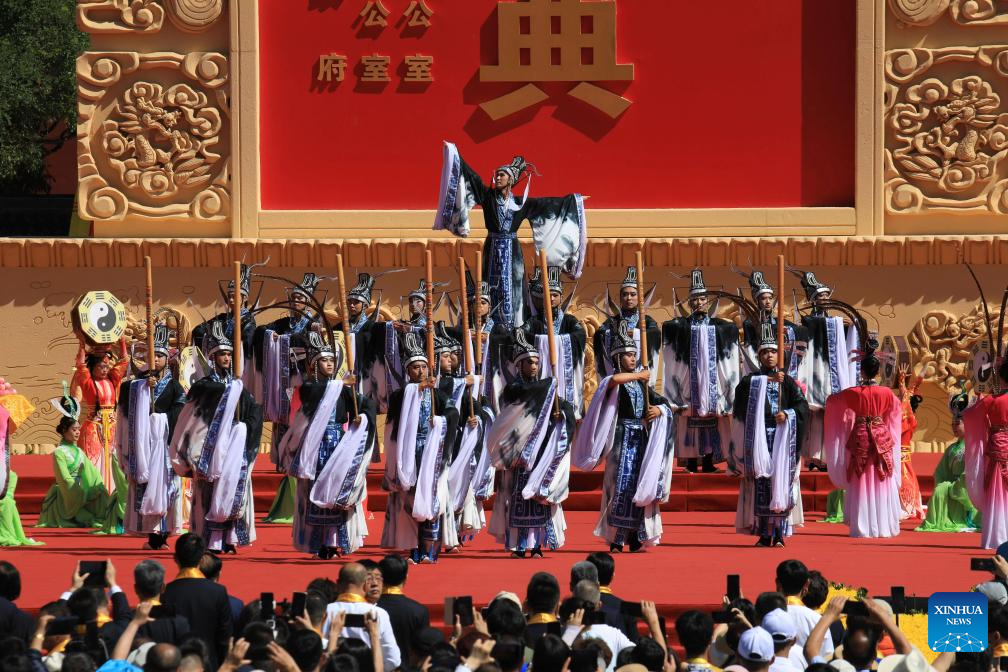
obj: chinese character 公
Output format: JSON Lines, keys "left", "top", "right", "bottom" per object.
{"left": 403, "top": 0, "right": 434, "bottom": 27}
{"left": 359, "top": 0, "right": 390, "bottom": 27}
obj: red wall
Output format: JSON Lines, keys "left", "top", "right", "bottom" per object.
{"left": 258, "top": 0, "right": 855, "bottom": 211}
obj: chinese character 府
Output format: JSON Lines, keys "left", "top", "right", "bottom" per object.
{"left": 318, "top": 54, "right": 348, "bottom": 82}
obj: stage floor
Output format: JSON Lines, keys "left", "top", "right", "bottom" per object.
{"left": 7, "top": 509, "right": 985, "bottom": 625}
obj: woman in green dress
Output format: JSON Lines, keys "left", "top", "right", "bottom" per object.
{"left": 37, "top": 393, "right": 115, "bottom": 529}
{"left": 916, "top": 390, "right": 979, "bottom": 532}
{"left": 0, "top": 382, "right": 43, "bottom": 546}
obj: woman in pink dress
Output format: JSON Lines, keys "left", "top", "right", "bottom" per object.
{"left": 824, "top": 337, "right": 902, "bottom": 538}
{"left": 896, "top": 365, "right": 925, "bottom": 520}
{"left": 963, "top": 359, "right": 1008, "bottom": 549}
{"left": 70, "top": 334, "right": 128, "bottom": 491}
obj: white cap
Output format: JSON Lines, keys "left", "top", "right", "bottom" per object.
{"left": 977, "top": 581, "right": 1008, "bottom": 605}
{"left": 738, "top": 626, "right": 775, "bottom": 663}
{"left": 761, "top": 608, "right": 797, "bottom": 642}
{"left": 877, "top": 649, "right": 932, "bottom": 672}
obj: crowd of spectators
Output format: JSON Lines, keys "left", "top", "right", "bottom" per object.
{"left": 2, "top": 538, "right": 1007, "bottom": 672}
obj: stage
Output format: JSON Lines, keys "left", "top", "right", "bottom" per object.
{"left": 6, "top": 450, "right": 986, "bottom": 640}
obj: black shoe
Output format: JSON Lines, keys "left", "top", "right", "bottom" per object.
{"left": 701, "top": 455, "right": 721, "bottom": 473}
{"left": 222, "top": 544, "right": 237, "bottom": 555}
{"left": 772, "top": 535, "right": 786, "bottom": 548}
{"left": 530, "top": 547, "right": 544, "bottom": 559}
{"left": 755, "top": 536, "right": 771, "bottom": 547}
{"left": 685, "top": 458, "right": 699, "bottom": 473}
{"left": 511, "top": 549, "right": 526, "bottom": 559}
{"left": 610, "top": 543, "right": 624, "bottom": 553}
{"left": 628, "top": 535, "right": 643, "bottom": 553}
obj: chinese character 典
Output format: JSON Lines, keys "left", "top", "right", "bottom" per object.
{"left": 318, "top": 54, "right": 348, "bottom": 82}
{"left": 403, "top": 0, "right": 434, "bottom": 27}
{"left": 360, "top": 54, "right": 391, "bottom": 82}
{"left": 359, "top": 0, "right": 390, "bottom": 27}
{"left": 403, "top": 54, "right": 434, "bottom": 82}
{"left": 479, "top": 0, "right": 634, "bottom": 119}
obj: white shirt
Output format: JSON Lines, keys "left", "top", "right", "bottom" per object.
{"left": 771, "top": 653, "right": 801, "bottom": 672}
{"left": 323, "top": 600, "right": 401, "bottom": 671}
{"left": 563, "top": 624, "right": 634, "bottom": 672}
{"left": 786, "top": 602, "right": 833, "bottom": 668}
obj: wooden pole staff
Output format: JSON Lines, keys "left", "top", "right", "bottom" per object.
{"left": 458, "top": 257, "right": 475, "bottom": 419}
{"left": 777, "top": 255, "right": 786, "bottom": 377}
{"left": 335, "top": 252, "right": 360, "bottom": 421}
{"left": 233, "top": 261, "right": 242, "bottom": 420}
{"left": 635, "top": 250, "right": 651, "bottom": 418}
{"left": 474, "top": 251, "right": 483, "bottom": 373}
{"left": 539, "top": 250, "right": 560, "bottom": 418}
{"left": 145, "top": 256, "right": 156, "bottom": 410}
{"left": 425, "top": 247, "right": 437, "bottom": 422}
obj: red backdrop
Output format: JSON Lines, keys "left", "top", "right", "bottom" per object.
{"left": 258, "top": 0, "right": 855, "bottom": 211}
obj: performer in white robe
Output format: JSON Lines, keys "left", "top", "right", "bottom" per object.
{"left": 526, "top": 267, "right": 586, "bottom": 419}
{"left": 434, "top": 141, "right": 587, "bottom": 330}
{"left": 736, "top": 269, "right": 809, "bottom": 382}
{"left": 574, "top": 322, "right": 674, "bottom": 552}
{"left": 171, "top": 321, "right": 264, "bottom": 553}
{"left": 963, "top": 359, "right": 1008, "bottom": 549}
{"left": 794, "top": 271, "right": 859, "bottom": 471}
{"left": 486, "top": 329, "right": 575, "bottom": 558}
{"left": 380, "top": 333, "right": 460, "bottom": 563}
{"left": 662, "top": 270, "right": 740, "bottom": 473}
{"left": 823, "top": 335, "right": 902, "bottom": 538}
{"left": 593, "top": 267, "right": 661, "bottom": 388}
{"left": 279, "top": 332, "right": 376, "bottom": 558}
{"left": 117, "top": 324, "right": 186, "bottom": 550}
{"left": 730, "top": 322, "right": 809, "bottom": 547}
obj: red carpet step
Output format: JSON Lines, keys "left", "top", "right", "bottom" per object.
{"left": 10, "top": 453, "right": 943, "bottom": 515}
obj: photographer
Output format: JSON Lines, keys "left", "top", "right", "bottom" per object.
{"left": 60, "top": 561, "right": 130, "bottom": 656}
{"left": 804, "top": 596, "right": 910, "bottom": 670}
{"left": 709, "top": 598, "right": 755, "bottom": 669}
{"left": 322, "top": 564, "right": 399, "bottom": 671}
{"left": 28, "top": 603, "right": 71, "bottom": 672}
{"left": 559, "top": 594, "right": 632, "bottom": 672}
{"left": 132, "top": 561, "right": 189, "bottom": 646}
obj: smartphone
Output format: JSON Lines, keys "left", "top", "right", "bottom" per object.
{"left": 46, "top": 616, "right": 79, "bottom": 636}
{"left": 344, "top": 613, "right": 366, "bottom": 628}
{"left": 889, "top": 586, "right": 906, "bottom": 614}
{"left": 972, "top": 558, "right": 996, "bottom": 572}
{"left": 727, "top": 574, "right": 741, "bottom": 602}
{"left": 291, "top": 592, "right": 307, "bottom": 618}
{"left": 79, "top": 561, "right": 108, "bottom": 588}
{"left": 620, "top": 601, "right": 643, "bottom": 619}
{"left": 260, "top": 592, "right": 275, "bottom": 617}
{"left": 150, "top": 604, "right": 176, "bottom": 619}
{"left": 842, "top": 601, "right": 869, "bottom": 616}
{"left": 455, "top": 596, "right": 474, "bottom": 627}
{"left": 711, "top": 610, "right": 734, "bottom": 624}
{"left": 588, "top": 609, "right": 607, "bottom": 625}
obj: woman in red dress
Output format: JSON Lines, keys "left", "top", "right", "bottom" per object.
{"left": 896, "top": 364, "right": 926, "bottom": 520}
{"left": 70, "top": 334, "right": 128, "bottom": 491}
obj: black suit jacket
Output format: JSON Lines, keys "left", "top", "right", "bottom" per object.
{"left": 376, "top": 592, "right": 429, "bottom": 656}
{"left": 0, "top": 598, "right": 33, "bottom": 643}
{"left": 56, "top": 591, "right": 131, "bottom": 650}
{"left": 139, "top": 615, "right": 191, "bottom": 645}
{"left": 600, "top": 591, "right": 639, "bottom": 642}
{"left": 161, "top": 577, "right": 233, "bottom": 667}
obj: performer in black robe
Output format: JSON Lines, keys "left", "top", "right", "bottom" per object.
{"left": 381, "top": 333, "right": 460, "bottom": 563}
{"left": 334, "top": 272, "right": 378, "bottom": 386}
{"left": 662, "top": 270, "right": 741, "bottom": 473}
{"left": 793, "top": 271, "right": 858, "bottom": 471}
{"left": 191, "top": 263, "right": 261, "bottom": 382}
{"left": 731, "top": 322, "right": 809, "bottom": 548}
{"left": 593, "top": 267, "right": 661, "bottom": 385}
{"left": 525, "top": 266, "right": 587, "bottom": 418}
{"left": 434, "top": 142, "right": 587, "bottom": 330}
{"left": 171, "top": 321, "right": 264, "bottom": 553}
{"left": 117, "top": 323, "right": 186, "bottom": 550}
{"left": 486, "top": 329, "right": 575, "bottom": 558}
{"left": 736, "top": 269, "right": 809, "bottom": 381}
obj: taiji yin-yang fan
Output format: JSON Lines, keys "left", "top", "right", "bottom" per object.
{"left": 73, "top": 291, "right": 128, "bottom": 345}
{"left": 968, "top": 340, "right": 996, "bottom": 394}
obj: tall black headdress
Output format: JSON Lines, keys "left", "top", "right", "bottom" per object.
{"left": 689, "top": 269, "right": 707, "bottom": 298}
{"left": 408, "top": 279, "right": 428, "bottom": 303}
{"left": 546, "top": 266, "right": 563, "bottom": 295}
{"left": 433, "top": 320, "right": 460, "bottom": 355}
{"left": 529, "top": 267, "right": 544, "bottom": 299}
{"left": 306, "top": 331, "right": 336, "bottom": 370}
{"left": 608, "top": 321, "right": 638, "bottom": 360}
{"left": 401, "top": 332, "right": 428, "bottom": 367}
{"left": 949, "top": 386, "right": 970, "bottom": 422}
{"left": 152, "top": 323, "right": 171, "bottom": 356}
{"left": 621, "top": 266, "right": 638, "bottom": 290}
{"left": 758, "top": 320, "right": 778, "bottom": 352}
{"left": 497, "top": 155, "right": 535, "bottom": 187}
{"left": 511, "top": 328, "right": 539, "bottom": 366}
{"left": 796, "top": 271, "right": 832, "bottom": 302}
{"left": 291, "top": 273, "right": 321, "bottom": 300}
{"left": 206, "top": 320, "right": 233, "bottom": 356}
{"left": 348, "top": 273, "right": 375, "bottom": 306}
{"left": 465, "top": 269, "right": 490, "bottom": 305}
